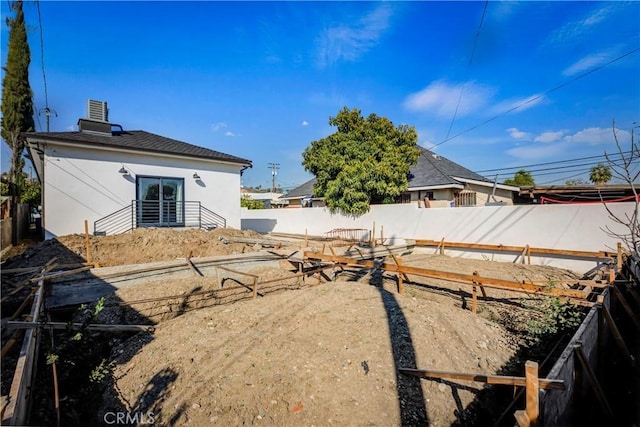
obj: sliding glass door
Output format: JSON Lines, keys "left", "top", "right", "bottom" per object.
{"left": 137, "top": 176, "right": 184, "bottom": 226}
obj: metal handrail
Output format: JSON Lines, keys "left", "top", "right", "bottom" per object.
{"left": 94, "top": 200, "right": 226, "bottom": 236}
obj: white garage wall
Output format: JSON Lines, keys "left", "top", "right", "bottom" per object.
{"left": 43, "top": 143, "right": 243, "bottom": 238}
{"left": 241, "top": 202, "right": 636, "bottom": 272}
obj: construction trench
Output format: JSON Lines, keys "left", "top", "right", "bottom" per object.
{"left": 1, "top": 229, "right": 639, "bottom": 426}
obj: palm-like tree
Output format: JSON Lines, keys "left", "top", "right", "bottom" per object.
{"left": 589, "top": 163, "right": 612, "bottom": 185}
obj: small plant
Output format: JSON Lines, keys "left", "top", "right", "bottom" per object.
{"left": 524, "top": 298, "right": 583, "bottom": 349}
{"left": 89, "top": 358, "right": 115, "bottom": 383}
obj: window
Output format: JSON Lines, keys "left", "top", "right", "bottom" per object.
{"left": 454, "top": 191, "right": 477, "bottom": 207}
{"left": 136, "top": 176, "right": 185, "bottom": 226}
{"left": 395, "top": 193, "right": 411, "bottom": 204}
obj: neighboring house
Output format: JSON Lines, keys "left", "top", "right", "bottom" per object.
{"left": 241, "top": 188, "right": 285, "bottom": 208}
{"left": 516, "top": 184, "right": 639, "bottom": 204}
{"left": 281, "top": 147, "right": 518, "bottom": 208}
{"left": 279, "top": 178, "right": 325, "bottom": 208}
{"left": 25, "top": 101, "right": 251, "bottom": 239}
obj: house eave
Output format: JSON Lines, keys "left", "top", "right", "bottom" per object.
{"left": 451, "top": 176, "right": 520, "bottom": 192}
{"left": 25, "top": 136, "right": 252, "bottom": 168}
{"left": 407, "top": 184, "right": 464, "bottom": 191}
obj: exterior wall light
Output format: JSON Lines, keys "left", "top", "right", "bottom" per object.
{"left": 193, "top": 172, "right": 201, "bottom": 180}
{"left": 118, "top": 166, "right": 129, "bottom": 175}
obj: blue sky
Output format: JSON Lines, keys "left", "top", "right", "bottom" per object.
{"left": 1, "top": 1, "right": 639, "bottom": 189}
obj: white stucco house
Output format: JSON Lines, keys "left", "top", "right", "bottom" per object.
{"left": 25, "top": 103, "right": 251, "bottom": 239}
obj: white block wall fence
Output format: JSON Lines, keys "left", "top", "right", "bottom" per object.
{"left": 241, "top": 202, "right": 637, "bottom": 272}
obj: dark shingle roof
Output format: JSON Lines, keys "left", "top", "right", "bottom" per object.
{"left": 407, "top": 147, "right": 489, "bottom": 188}
{"left": 282, "top": 178, "right": 317, "bottom": 199}
{"left": 283, "top": 147, "right": 490, "bottom": 198}
{"left": 25, "top": 130, "right": 251, "bottom": 165}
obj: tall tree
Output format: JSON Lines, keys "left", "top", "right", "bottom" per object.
{"left": 589, "top": 163, "right": 612, "bottom": 185}
{"left": 302, "top": 107, "right": 420, "bottom": 215}
{"left": 503, "top": 169, "right": 535, "bottom": 187}
{"left": 1, "top": 0, "right": 35, "bottom": 192}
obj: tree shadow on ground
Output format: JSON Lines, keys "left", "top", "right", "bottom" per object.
{"left": 363, "top": 266, "right": 429, "bottom": 425}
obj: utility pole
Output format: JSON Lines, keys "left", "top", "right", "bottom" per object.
{"left": 268, "top": 162, "right": 280, "bottom": 193}
{"left": 39, "top": 107, "right": 57, "bottom": 132}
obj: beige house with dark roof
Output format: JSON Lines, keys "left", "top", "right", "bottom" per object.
{"left": 281, "top": 147, "right": 518, "bottom": 208}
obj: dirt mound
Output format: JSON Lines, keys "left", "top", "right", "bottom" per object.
{"left": 2, "top": 227, "right": 264, "bottom": 269}
{"left": 101, "top": 281, "right": 516, "bottom": 426}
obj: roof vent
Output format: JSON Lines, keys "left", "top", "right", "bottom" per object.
{"left": 87, "top": 99, "right": 108, "bottom": 122}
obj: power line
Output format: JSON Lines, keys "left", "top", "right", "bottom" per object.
{"left": 434, "top": 47, "right": 640, "bottom": 148}
{"left": 475, "top": 151, "right": 633, "bottom": 173}
{"left": 489, "top": 154, "right": 632, "bottom": 178}
{"left": 36, "top": 0, "right": 55, "bottom": 132}
{"left": 444, "top": 0, "right": 489, "bottom": 142}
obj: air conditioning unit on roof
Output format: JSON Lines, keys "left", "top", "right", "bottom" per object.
{"left": 87, "top": 99, "right": 108, "bottom": 122}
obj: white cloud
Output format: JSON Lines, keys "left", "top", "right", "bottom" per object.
{"left": 66, "top": 125, "right": 75, "bottom": 131}
{"left": 535, "top": 131, "right": 564, "bottom": 143}
{"left": 548, "top": 5, "right": 615, "bottom": 44}
{"left": 507, "top": 128, "right": 530, "bottom": 140}
{"left": 562, "top": 127, "right": 623, "bottom": 145}
{"left": 316, "top": 3, "right": 393, "bottom": 68}
{"left": 403, "top": 80, "right": 494, "bottom": 118}
{"left": 507, "top": 143, "right": 566, "bottom": 161}
{"left": 302, "top": 120, "right": 309, "bottom": 126}
{"left": 211, "top": 122, "right": 227, "bottom": 132}
{"left": 225, "top": 131, "right": 235, "bottom": 137}
{"left": 563, "top": 48, "right": 618, "bottom": 76}
{"left": 490, "top": 94, "right": 544, "bottom": 115}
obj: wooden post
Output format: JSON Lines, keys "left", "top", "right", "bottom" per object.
{"left": 398, "top": 272, "right": 404, "bottom": 295}
{"left": 472, "top": 271, "right": 487, "bottom": 299}
{"left": 305, "top": 228, "right": 308, "bottom": 247}
{"left": 372, "top": 222, "right": 376, "bottom": 248}
{"left": 617, "top": 242, "right": 623, "bottom": 271}
{"left": 521, "top": 246, "right": 528, "bottom": 264}
{"left": 252, "top": 277, "right": 258, "bottom": 299}
{"left": 381, "top": 225, "right": 384, "bottom": 246}
{"left": 471, "top": 286, "right": 477, "bottom": 314}
{"left": 215, "top": 267, "right": 221, "bottom": 289}
{"left": 608, "top": 269, "right": 615, "bottom": 284}
{"left": 526, "top": 245, "right": 531, "bottom": 265}
{"left": 525, "top": 360, "right": 539, "bottom": 425}
{"left": 84, "top": 220, "right": 92, "bottom": 264}
{"left": 440, "top": 237, "right": 445, "bottom": 255}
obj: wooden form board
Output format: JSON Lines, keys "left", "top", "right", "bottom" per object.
{"left": 2, "top": 281, "right": 44, "bottom": 426}
{"left": 414, "top": 239, "right": 613, "bottom": 260}
{"left": 303, "top": 252, "right": 590, "bottom": 299}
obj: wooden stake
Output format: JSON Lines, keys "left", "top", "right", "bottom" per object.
{"left": 381, "top": 225, "right": 384, "bottom": 245}
{"left": 440, "top": 237, "right": 445, "bottom": 255}
{"left": 305, "top": 228, "right": 308, "bottom": 247}
{"left": 471, "top": 286, "right": 477, "bottom": 314}
{"left": 84, "top": 220, "right": 92, "bottom": 264}
{"left": 253, "top": 277, "right": 258, "bottom": 299}
{"left": 616, "top": 242, "right": 623, "bottom": 270}
{"left": 574, "top": 342, "right": 614, "bottom": 420}
{"left": 524, "top": 360, "right": 539, "bottom": 425}
{"left": 372, "top": 222, "right": 376, "bottom": 248}
{"left": 398, "top": 272, "right": 404, "bottom": 295}
{"left": 526, "top": 245, "right": 531, "bottom": 265}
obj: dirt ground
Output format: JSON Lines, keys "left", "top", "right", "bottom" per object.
{"left": 1, "top": 227, "right": 585, "bottom": 425}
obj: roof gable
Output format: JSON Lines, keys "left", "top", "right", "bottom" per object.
{"left": 407, "top": 147, "right": 490, "bottom": 188}
{"left": 25, "top": 129, "right": 251, "bottom": 166}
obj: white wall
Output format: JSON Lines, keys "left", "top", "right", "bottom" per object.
{"left": 241, "top": 202, "right": 636, "bottom": 272}
{"left": 43, "top": 143, "right": 243, "bottom": 238}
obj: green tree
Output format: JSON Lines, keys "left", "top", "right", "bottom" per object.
{"left": 302, "top": 107, "right": 420, "bottom": 215}
{"left": 20, "top": 179, "right": 40, "bottom": 206}
{"left": 565, "top": 178, "right": 589, "bottom": 186}
{"left": 1, "top": 0, "right": 35, "bottom": 192}
{"left": 504, "top": 169, "right": 535, "bottom": 187}
{"left": 240, "top": 195, "right": 265, "bottom": 209}
{"left": 589, "top": 163, "right": 612, "bottom": 185}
